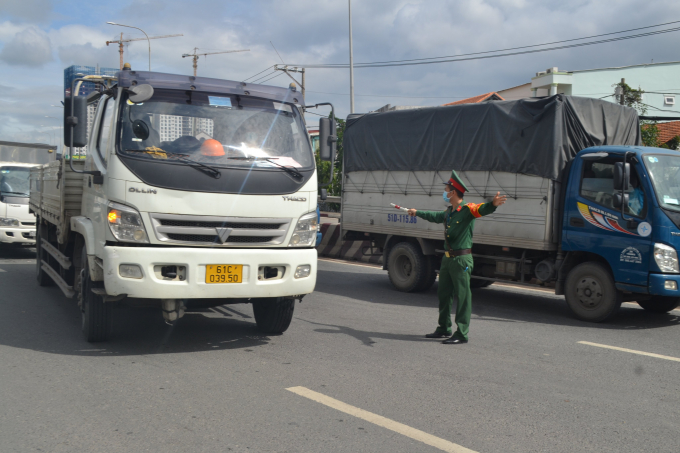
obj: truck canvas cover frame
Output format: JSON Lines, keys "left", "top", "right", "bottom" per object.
{"left": 344, "top": 95, "right": 641, "bottom": 181}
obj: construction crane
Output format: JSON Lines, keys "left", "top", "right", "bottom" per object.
{"left": 106, "top": 33, "right": 184, "bottom": 69}
{"left": 182, "top": 48, "right": 250, "bottom": 77}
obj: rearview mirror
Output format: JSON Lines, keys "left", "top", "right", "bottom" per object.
{"left": 64, "top": 95, "right": 88, "bottom": 148}
{"left": 319, "top": 117, "right": 337, "bottom": 162}
{"left": 128, "top": 84, "right": 154, "bottom": 103}
{"left": 613, "top": 162, "right": 630, "bottom": 191}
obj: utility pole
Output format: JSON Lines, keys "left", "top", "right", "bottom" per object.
{"left": 182, "top": 48, "right": 249, "bottom": 77}
{"left": 106, "top": 32, "right": 183, "bottom": 70}
{"left": 273, "top": 65, "right": 306, "bottom": 101}
{"left": 348, "top": 0, "right": 355, "bottom": 113}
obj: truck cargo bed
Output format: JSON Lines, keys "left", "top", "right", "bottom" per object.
{"left": 342, "top": 170, "right": 557, "bottom": 251}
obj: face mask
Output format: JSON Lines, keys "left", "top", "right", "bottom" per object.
{"left": 443, "top": 191, "right": 450, "bottom": 204}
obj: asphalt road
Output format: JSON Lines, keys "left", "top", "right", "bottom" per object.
{"left": 1, "top": 248, "right": 679, "bottom": 453}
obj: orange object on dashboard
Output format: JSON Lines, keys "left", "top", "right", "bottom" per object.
{"left": 200, "top": 139, "right": 225, "bottom": 156}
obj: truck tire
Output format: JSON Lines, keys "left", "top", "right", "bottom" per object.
{"left": 415, "top": 255, "right": 437, "bottom": 292}
{"left": 80, "top": 249, "right": 111, "bottom": 342}
{"left": 637, "top": 296, "right": 680, "bottom": 313}
{"left": 565, "top": 262, "right": 621, "bottom": 322}
{"left": 252, "top": 297, "right": 295, "bottom": 334}
{"left": 35, "top": 221, "right": 54, "bottom": 287}
{"left": 387, "top": 242, "right": 430, "bottom": 292}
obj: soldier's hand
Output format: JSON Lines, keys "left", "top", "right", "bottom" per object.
{"left": 407, "top": 209, "right": 417, "bottom": 217}
{"left": 492, "top": 192, "right": 507, "bottom": 207}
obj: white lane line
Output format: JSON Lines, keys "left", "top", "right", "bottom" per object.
{"left": 318, "top": 257, "right": 382, "bottom": 269}
{"left": 0, "top": 268, "right": 5, "bottom": 272}
{"left": 286, "top": 386, "right": 478, "bottom": 453}
{"left": 578, "top": 341, "right": 680, "bottom": 363}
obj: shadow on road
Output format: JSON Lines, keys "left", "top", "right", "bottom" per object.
{"left": 0, "top": 263, "right": 272, "bottom": 357}
{"left": 297, "top": 318, "right": 429, "bottom": 347}
{"left": 0, "top": 245, "right": 35, "bottom": 259}
{"left": 315, "top": 269, "right": 680, "bottom": 331}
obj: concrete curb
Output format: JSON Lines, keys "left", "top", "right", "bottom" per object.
{"left": 316, "top": 223, "right": 383, "bottom": 264}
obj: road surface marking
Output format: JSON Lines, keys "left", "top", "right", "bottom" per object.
{"left": 0, "top": 268, "right": 5, "bottom": 272}
{"left": 578, "top": 341, "right": 680, "bottom": 362}
{"left": 318, "top": 257, "right": 382, "bottom": 269}
{"left": 286, "top": 386, "right": 478, "bottom": 453}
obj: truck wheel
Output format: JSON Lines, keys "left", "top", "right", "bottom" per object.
{"left": 565, "top": 262, "right": 621, "bottom": 322}
{"left": 80, "top": 249, "right": 111, "bottom": 342}
{"left": 415, "top": 255, "right": 437, "bottom": 292}
{"left": 35, "top": 221, "right": 53, "bottom": 287}
{"left": 387, "top": 242, "right": 429, "bottom": 292}
{"left": 637, "top": 296, "right": 680, "bottom": 313}
{"left": 252, "top": 297, "right": 295, "bottom": 334}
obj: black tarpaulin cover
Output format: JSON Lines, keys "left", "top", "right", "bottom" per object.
{"left": 343, "top": 95, "right": 641, "bottom": 181}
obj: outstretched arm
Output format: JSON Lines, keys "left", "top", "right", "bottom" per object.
{"left": 468, "top": 192, "right": 507, "bottom": 218}
{"left": 408, "top": 208, "right": 445, "bottom": 224}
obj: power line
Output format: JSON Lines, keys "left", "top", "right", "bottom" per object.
{"left": 259, "top": 72, "right": 284, "bottom": 84}
{"left": 250, "top": 70, "right": 278, "bottom": 83}
{"left": 242, "top": 65, "right": 275, "bottom": 82}
{"left": 293, "top": 24, "right": 680, "bottom": 69}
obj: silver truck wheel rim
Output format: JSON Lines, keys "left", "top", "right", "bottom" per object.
{"left": 395, "top": 255, "right": 412, "bottom": 279}
{"left": 575, "top": 277, "right": 603, "bottom": 310}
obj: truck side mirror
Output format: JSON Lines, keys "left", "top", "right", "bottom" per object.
{"left": 319, "top": 188, "right": 328, "bottom": 201}
{"left": 613, "top": 162, "right": 630, "bottom": 191}
{"left": 128, "top": 84, "right": 154, "bottom": 103}
{"left": 319, "top": 117, "right": 337, "bottom": 162}
{"left": 64, "top": 95, "right": 88, "bottom": 148}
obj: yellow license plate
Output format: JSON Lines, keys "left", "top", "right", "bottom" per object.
{"left": 205, "top": 264, "right": 243, "bottom": 284}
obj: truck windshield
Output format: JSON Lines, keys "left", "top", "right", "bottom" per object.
{"left": 118, "top": 89, "right": 313, "bottom": 170}
{"left": 644, "top": 154, "right": 680, "bottom": 212}
{"left": 0, "top": 166, "right": 31, "bottom": 197}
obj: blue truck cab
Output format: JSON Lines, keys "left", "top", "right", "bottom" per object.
{"left": 559, "top": 145, "right": 680, "bottom": 319}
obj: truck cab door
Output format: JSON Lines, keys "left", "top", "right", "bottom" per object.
{"left": 563, "top": 157, "right": 652, "bottom": 288}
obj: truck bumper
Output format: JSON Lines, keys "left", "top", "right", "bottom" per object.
{"left": 101, "top": 246, "right": 317, "bottom": 299}
{"left": 0, "top": 227, "right": 35, "bottom": 244}
{"left": 648, "top": 273, "right": 680, "bottom": 297}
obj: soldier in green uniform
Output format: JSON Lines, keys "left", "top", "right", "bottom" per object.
{"left": 407, "top": 170, "right": 507, "bottom": 344}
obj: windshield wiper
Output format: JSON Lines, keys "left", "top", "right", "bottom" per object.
{"left": 226, "top": 156, "right": 303, "bottom": 179}
{"left": 1, "top": 191, "right": 29, "bottom": 197}
{"left": 125, "top": 149, "right": 221, "bottom": 179}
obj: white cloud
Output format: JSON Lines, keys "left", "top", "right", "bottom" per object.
{"left": 0, "top": 27, "right": 52, "bottom": 66}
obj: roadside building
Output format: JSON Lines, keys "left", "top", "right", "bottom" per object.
{"left": 496, "top": 61, "right": 680, "bottom": 119}
{"left": 442, "top": 92, "right": 504, "bottom": 106}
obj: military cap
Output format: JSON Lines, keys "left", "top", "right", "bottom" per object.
{"left": 444, "top": 169, "right": 468, "bottom": 194}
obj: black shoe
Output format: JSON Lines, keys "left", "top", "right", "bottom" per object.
{"left": 442, "top": 336, "right": 468, "bottom": 345}
{"left": 425, "top": 331, "right": 451, "bottom": 338}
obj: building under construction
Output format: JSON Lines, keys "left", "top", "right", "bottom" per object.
{"left": 63, "top": 64, "right": 119, "bottom": 96}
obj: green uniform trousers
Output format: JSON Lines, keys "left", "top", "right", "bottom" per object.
{"left": 436, "top": 254, "right": 474, "bottom": 340}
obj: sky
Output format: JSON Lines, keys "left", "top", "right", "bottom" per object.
{"left": 1, "top": 0, "right": 680, "bottom": 147}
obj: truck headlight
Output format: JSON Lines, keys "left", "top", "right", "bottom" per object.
{"left": 654, "top": 243, "right": 679, "bottom": 273}
{"left": 0, "top": 218, "right": 20, "bottom": 226}
{"left": 107, "top": 202, "right": 149, "bottom": 243}
{"left": 288, "top": 211, "right": 318, "bottom": 247}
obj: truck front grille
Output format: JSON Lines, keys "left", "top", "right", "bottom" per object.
{"left": 149, "top": 213, "right": 290, "bottom": 246}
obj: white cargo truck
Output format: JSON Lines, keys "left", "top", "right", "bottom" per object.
{"left": 30, "top": 66, "right": 337, "bottom": 341}
{"left": 0, "top": 141, "right": 57, "bottom": 246}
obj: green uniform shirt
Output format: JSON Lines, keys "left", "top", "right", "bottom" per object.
{"left": 416, "top": 201, "right": 497, "bottom": 250}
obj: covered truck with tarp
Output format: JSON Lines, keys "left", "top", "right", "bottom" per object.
{"left": 340, "top": 95, "right": 680, "bottom": 322}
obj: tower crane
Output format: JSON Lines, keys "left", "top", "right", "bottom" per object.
{"left": 106, "top": 33, "right": 184, "bottom": 69}
{"left": 182, "top": 48, "right": 250, "bottom": 77}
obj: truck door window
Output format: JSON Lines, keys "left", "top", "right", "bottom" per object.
{"left": 580, "top": 161, "right": 646, "bottom": 218}
{"left": 97, "top": 97, "right": 115, "bottom": 164}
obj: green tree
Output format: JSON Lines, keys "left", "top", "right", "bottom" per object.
{"left": 612, "top": 81, "right": 660, "bottom": 147}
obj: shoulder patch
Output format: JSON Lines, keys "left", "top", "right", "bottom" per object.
{"left": 466, "top": 203, "right": 483, "bottom": 218}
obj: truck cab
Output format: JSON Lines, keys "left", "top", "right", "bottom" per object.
{"left": 560, "top": 146, "right": 680, "bottom": 318}
{"left": 0, "top": 163, "right": 37, "bottom": 245}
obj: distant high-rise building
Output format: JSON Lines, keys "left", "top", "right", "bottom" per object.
{"left": 63, "top": 64, "right": 119, "bottom": 96}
